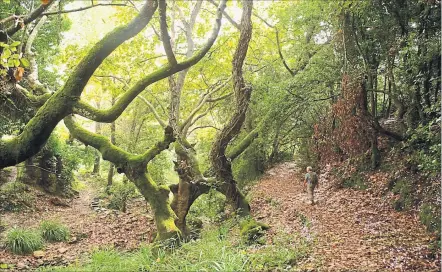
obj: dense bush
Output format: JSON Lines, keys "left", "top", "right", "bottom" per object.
{"left": 106, "top": 182, "right": 139, "bottom": 212}
{"left": 6, "top": 228, "right": 44, "bottom": 254}
{"left": 0, "top": 182, "right": 33, "bottom": 211}
{"left": 40, "top": 220, "right": 70, "bottom": 242}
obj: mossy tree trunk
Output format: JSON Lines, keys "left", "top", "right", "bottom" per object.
{"left": 64, "top": 116, "right": 181, "bottom": 241}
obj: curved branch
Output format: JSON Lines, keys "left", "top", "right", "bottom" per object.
{"left": 42, "top": 3, "right": 132, "bottom": 16}
{"left": 180, "top": 76, "right": 231, "bottom": 131}
{"left": 226, "top": 127, "right": 259, "bottom": 161}
{"left": 5, "top": 0, "right": 55, "bottom": 37}
{"left": 159, "top": 0, "right": 177, "bottom": 66}
{"left": 137, "top": 95, "right": 167, "bottom": 128}
{"left": 64, "top": 116, "right": 131, "bottom": 165}
{"left": 73, "top": 0, "right": 227, "bottom": 123}
{"left": 0, "top": 0, "right": 157, "bottom": 168}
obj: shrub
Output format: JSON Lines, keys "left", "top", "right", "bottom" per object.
{"left": 6, "top": 228, "right": 44, "bottom": 254}
{"left": 106, "top": 182, "right": 138, "bottom": 212}
{"left": 40, "top": 220, "right": 70, "bottom": 242}
{"left": 0, "top": 182, "right": 34, "bottom": 211}
{"left": 391, "top": 179, "right": 414, "bottom": 211}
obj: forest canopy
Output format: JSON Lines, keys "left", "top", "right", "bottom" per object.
{"left": 0, "top": 0, "right": 440, "bottom": 270}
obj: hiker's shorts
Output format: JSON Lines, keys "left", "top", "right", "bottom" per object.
{"left": 307, "top": 184, "right": 315, "bottom": 203}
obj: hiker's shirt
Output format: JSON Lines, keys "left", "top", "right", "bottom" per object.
{"left": 305, "top": 172, "right": 316, "bottom": 188}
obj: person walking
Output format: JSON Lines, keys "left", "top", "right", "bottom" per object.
{"left": 304, "top": 166, "right": 318, "bottom": 205}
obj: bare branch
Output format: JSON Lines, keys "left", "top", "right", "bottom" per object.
{"left": 159, "top": 0, "right": 177, "bottom": 66}
{"left": 188, "top": 125, "right": 219, "bottom": 135}
{"left": 180, "top": 76, "right": 231, "bottom": 132}
{"left": 207, "top": 0, "right": 240, "bottom": 30}
{"left": 137, "top": 95, "right": 167, "bottom": 128}
{"left": 42, "top": 3, "right": 133, "bottom": 16}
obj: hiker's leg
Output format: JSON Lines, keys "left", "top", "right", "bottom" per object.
{"left": 307, "top": 184, "right": 313, "bottom": 204}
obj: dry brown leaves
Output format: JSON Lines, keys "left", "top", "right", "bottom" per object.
{"left": 250, "top": 162, "right": 440, "bottom": 272}
{"left": 0, "top": 185, "right": 156, "bottom": 270}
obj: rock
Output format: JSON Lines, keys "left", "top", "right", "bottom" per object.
{"left": 33, "top": 250, "right": 45, "bottom": 258}
{"left": 58, "top": 247, "right": 68, "bottom": 254}
{"left": 16, "top": 262, "right": 27, "bottom": 270}
{"left": 50, "top": 197, "right": 70, "bottom": 207}
{"left": 68, "top": 236, "right": 78, "bottom": 244}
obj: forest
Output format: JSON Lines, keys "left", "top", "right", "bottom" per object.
{"left": 0, "top": 0, "right": 440, "bottom": 271}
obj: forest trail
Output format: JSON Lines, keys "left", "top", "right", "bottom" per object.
{"left": 249, "top": 162, "right": 440, "bottom": 272}
{"left": 0, "top": 181, "right": 156, "bottom": 269}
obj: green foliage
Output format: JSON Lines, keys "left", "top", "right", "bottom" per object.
{"left": 106, "top": 182, "right": 138, "bottom": 212}
{"left": 40, "top": 225, "right": 311, "bottom": 272}
{"left": 239, "top": 218, "right": 269, "bottom": 245}
{"left": 391, "top": 179, "right": 414, "bottom": 211}
{"left": 0, "top": 182, "right": 33, "bottom": 211}
{"left": 6, "top": 228, "right": 44, "bottom": 255}
{"left": 232, "top": 138, "right": 266, "bottom": 189}
{"left": 40, "top": 220, "right": 70, "bottom": 242}
{"left": 44, "top": 132, "right": 94, "bottom": 194}
{"left": 341, "top": 173, "right": 368, "bottom": 190}
{"left": 404, "top": 120, "right": 441, "bottom": 176}
{"left": 419, "top": 204, "right": 440, "bottom": 234}
{"left": 247, "top": 231, "right": 311, "bottom": 270}
{"left": 187, "top": 189, "right": 226, "bottom": 222}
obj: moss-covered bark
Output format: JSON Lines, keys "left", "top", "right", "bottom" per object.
{"left": 0, "top": 1, "right": 158, "bottom": 169}
{"left": 65, "top": 116, "right": 180, "bottom": 241}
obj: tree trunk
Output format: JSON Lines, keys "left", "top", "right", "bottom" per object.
{"left": 210, "top": 0, "right": 253, "bottom": 216}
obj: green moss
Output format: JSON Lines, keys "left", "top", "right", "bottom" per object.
{"left": 239, "top": 218, "right": 269, "bottom": 244}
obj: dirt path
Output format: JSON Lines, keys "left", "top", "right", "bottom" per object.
{"left": 250, "top": 162, "right": 440, "bottom": 272}
{"left": 0, "top": 181, "right": 155, "bottom": 270}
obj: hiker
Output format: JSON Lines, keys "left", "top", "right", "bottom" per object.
{"left": 304, "top": 166, "right": 319, "bottom": 205}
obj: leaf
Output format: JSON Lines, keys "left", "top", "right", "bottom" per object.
{"left": 20, "top": 58, "right": 30, "bottom": 68}
{"left": 2, "top": 48, "right": 11, "bottom": 59}
{"left": 0, "top": 263, "right": 8, "bottom": 269}
{"left": 11, "top": 54, "right": 19, "bottom": 59}
{"left": 7, "top": 59, "right": 14, "bottom": 67}
{"left": 10, "top": 41, "right": 20, "bottom": 47}
{"left": 13, "top": 59, "right": 20, "bottom": 67}
{"left": 14, "top": 67, "right": 25, "bottom": 81}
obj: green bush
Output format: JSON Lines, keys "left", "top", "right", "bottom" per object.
{"left": 419, "top": 204, "right": 441, "bottom": 234}
{"left": 0, "top": 182, "right": 34, "bottom": 211}
{"left": 40, "top": 220, "right": 70, "bottom": 242}
{"left": 6, "top": 228, "right": 44, "bottom": 254}
{"left": 107, "top": 182, "right": 138, "bottom": 212}
{"left": 391, "top": 179, "right": 414, "bottom": 211}
{"left": 248, "top": 231, "right": 311, "bottom": 270}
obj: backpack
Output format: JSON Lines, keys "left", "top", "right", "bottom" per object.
{"left": 310, "top": 172, "right": 318, "bottom": 186}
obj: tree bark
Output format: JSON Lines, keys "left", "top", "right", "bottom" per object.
{"left": 210, "top": 0, "right": 253, "bottom": 216}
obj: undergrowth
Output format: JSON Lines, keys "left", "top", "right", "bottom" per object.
{"left": 40, "top": 220, "right": 70, "bottom": 242}
{"left": 5, "top": 228, "right": 44, "bottom": 255}
{"left": 39, "top": 223, "right": 312, "bottom": 271}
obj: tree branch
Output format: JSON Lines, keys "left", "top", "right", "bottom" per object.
{"left": 5, "top": 0, "right": 55, "bottom": 37}
{"left": 73, "top": 0, "right": 227, "bottom": 123}
{"left": 42, "top": 3, "right": 133, "bottom": 16}
{"left": 207, "top": 0, "right": 240, "bottom": 30}
{"left": 0, "top": 0, "right": 158, "bottom": 168}
{"left": 159, "top": 0, "right": 177, "bottom": 66}
{"left": 137, "top": 95, "right": 167, "bottom": 128}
